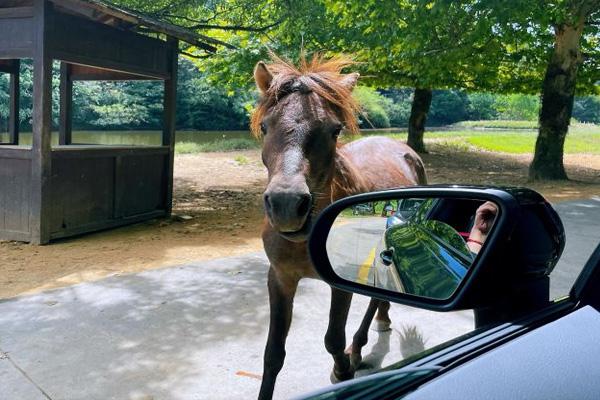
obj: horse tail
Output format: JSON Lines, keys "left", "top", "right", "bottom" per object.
{"left": 403, "top": 152, "right": 428, "bottom": 185}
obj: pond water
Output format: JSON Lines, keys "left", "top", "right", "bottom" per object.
{"left": 0, "top": 128, "right": 408, "bottom": 146}
{"left": 0, "top": 130, "right": 255, "bottom": 146}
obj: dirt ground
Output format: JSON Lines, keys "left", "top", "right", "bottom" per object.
{"left": 1, "top": 144, "right": 599, "bottom": 299}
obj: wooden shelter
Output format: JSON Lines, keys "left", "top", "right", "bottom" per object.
{"left": 0, "top": 0, "right": 218, "bottom": 244}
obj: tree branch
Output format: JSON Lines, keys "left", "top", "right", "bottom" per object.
{"left": 180, "top": 51, "right": 211, "bottom": 59}
{"left": 188, "top": 19, "right": 283, "bottom": 32}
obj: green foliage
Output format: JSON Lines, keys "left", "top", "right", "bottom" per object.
{"left": 428, "top": 90, "right": 470, "bottom": 126}
{"left": 176, "top": 60, "right": 252, "bottom": 130}
{"left": 494, "top": 94, "right": 540, "bottom": 120}
{"left": 466, "top": 93, "right": 499, "bottom": 121}
{"left": 379, "top": 89, "right": 412, "bottom": 127}
{"left": 573, "top": 96, "right": 600, "bottom": 123}
{"left": 0, "top": 59, "right": 254, "bottom": 132}
{"left": 353, "top": 86, "right": 390, "bottom": 128}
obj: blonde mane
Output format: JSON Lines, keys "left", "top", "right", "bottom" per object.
{"left": 251, "top": 53, "right": 361, "bottom": 138}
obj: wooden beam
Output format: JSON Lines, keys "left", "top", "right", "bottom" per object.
{"left": 48, "top": 11, "right": 171, "bottom": 79}
{"left": 30, "top": 0, "right": 53, "bottom": 245}
{"left": 69, "top": 64, "right": 160, "bottom": 81}
{"left": 163, "top": 38, "right": 178, "bottom": 216}
{"left": 59, "top": 62, "right": 72, "bottom": 145}
{"left": 0, "top": 59, "right": 18, "bottom": 73}
{"left": 9, "top": 59, "right": 20, "bottom": 145}
{"left": 0, "top": 6, "right": 34, "bottom": 18}
{"left": 51, "top": 0, "right": 225, "bottom": 51}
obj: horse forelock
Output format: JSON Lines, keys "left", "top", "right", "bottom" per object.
{"left": 251, "top": 53, "right": 360, "bottom": 138}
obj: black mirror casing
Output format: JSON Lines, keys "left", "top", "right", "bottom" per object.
{"left": 309, "top": 186, "right": 565, "bottom": 319}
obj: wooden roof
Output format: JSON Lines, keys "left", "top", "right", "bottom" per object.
{"left": 48, "top": 0, "right": 233, "bottom": 53}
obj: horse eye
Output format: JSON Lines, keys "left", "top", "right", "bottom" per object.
{"left": 332, "top": 125, "right": 343, "bottom": 139}
{"left": 261, "top": 122, "right": 268, "bottom": 135}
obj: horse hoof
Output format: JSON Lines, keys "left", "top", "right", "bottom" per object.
{"left": 349, "top": 352, "right": 362, "bottom": 369}
{"left": 371, "top": 319, "right": 392, "bottom": 332}
{"left": 330, "top": 368, "right": 354, "bottom": 384}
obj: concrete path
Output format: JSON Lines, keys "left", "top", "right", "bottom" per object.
{"left": 0, "top": 253, "right": 473, "bottom": 400}
{"left": 1, "top": 198, "right": 599, "bottom": 400}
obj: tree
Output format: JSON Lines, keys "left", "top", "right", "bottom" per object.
{"left": 527, "top": 0, "right": 600, "bottom": 180}
{"left": 323, "top": 0, "right": 506, "bottom": 152}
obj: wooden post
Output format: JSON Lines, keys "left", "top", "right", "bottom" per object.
{"left": 59, "top": 62, "right": 72, "bottom": 145}
{"left": 8, "top": 59, "right": 20, "bottom": 145}
{"left": 30, "top": 0, "right": 53, "bottom": 244}
{"left": 163, "top": 37, "right": 178, "bottom": 215}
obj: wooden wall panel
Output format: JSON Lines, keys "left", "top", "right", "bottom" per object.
{"left": 116, "top": 154, "right": 166, "bottom": 217}
{"left": 0, "top": 158, "right": 31, "bottom": 236}
{"left": 0, "top": 16, "right": 34, "bottom": 58}
{"left": 49, "top": 157, "right": 114, "bottom": 234}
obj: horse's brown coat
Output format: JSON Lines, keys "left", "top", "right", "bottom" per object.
{"left": 254, "top": 54, "right": 426, "bottom": 400}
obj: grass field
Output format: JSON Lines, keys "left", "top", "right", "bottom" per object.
{"left": 355, "top": 122, "right": 600, "bottom": 154}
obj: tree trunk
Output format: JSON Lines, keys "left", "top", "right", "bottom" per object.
{"left": 529, "top": 18, "right": 586, "bottom": 181}
{"left": 407, "top": 88, "right": 432, "bottom": 153}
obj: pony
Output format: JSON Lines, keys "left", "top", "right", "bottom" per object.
{"left": 253, "top": 53, "right": 427, "bottom": 400}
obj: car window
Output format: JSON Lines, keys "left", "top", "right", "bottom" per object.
{"left": 549, "top": 199, "right": 600, "bottom": 299}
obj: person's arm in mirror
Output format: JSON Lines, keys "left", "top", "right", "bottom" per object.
{"left": 467, "top": 201, "right": 498, "bottom": 254}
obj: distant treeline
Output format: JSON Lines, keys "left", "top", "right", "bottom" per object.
{"left": 1, "top": 59, "right": 599, "bottom": 132}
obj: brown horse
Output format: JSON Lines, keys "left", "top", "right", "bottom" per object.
{"left": 252, "top": 54, "right": 427, "bottom": 400}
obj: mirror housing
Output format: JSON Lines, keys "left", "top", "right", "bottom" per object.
{"left": 309, "top": 186, "right": 565, "bottom": 323}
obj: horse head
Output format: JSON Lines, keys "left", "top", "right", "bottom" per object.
{"left": 252, "top": 53, "right": 360, "bottom": 242}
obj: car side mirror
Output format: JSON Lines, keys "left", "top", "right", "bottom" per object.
{"left": 379, "top": 248, "right": 394, "bottom": 266}
{"left": 309, "top": 186, "right": 565, "bottom": 318}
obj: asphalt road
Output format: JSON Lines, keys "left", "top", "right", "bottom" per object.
{"left": 1, "top": 198, "right": 598, "bottom": 400}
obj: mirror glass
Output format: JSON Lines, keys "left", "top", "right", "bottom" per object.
{"left": 326, "top": 197, "right": 499, "bottom": 300}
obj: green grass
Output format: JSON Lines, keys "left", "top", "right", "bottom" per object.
{"left": 454, "top": 120, "right": 538, "bottom": 129}
{"left": 465, "top": 132, "right": 600, "bottom": 154}
{"left": 175, "top": 138, "right": 259, "bottom": 154}
{"left": 348, "top": 125, "right": 600, "bottom": 154}
{"left": 234, "top": 155, "right": 249, "bottom": 165}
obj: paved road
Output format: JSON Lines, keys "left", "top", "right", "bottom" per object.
{"left": 1, "top": 198, "right": 598, "bottom": 400}
{"left": 327, "top": 216, "right": 385, "bottom": 284}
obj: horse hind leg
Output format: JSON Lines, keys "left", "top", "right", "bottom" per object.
{"left": 258, "top": 267, "right": 298, "bottom": 400}
{"left": 325, "top": 287, "right": 354, "bottom": 383}
{"left": 372, "top": 300, "right": 392, "bottom": 332}
{"left": 346, "top": 297, "right": 380, "bottom": 369}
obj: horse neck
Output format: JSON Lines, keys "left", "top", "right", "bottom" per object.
{"left": 330, "top": 150, "right": 371, "bottom": 202}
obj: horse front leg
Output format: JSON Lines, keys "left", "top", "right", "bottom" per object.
{"left": 347, "top": 297, "right": 381, "bottom": 369}
{"left": 325, "top": 287, "right": 354, "bottom": 383}
{"left": 258, "top": 267, "right": 298, "bottom": 400}
{"left": 373, "top": 300, "right": 392, "bottom": 332}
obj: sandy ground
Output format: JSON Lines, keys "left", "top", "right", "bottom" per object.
{"left": 1, "top": 144, "right": 599, "bottom": 299}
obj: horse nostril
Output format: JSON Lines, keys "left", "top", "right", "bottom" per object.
{"left": 264, "top": 194, "right": 272, "bottom": 212}
{"left": 297, "top": 194, "right": 312, "bottom": 217}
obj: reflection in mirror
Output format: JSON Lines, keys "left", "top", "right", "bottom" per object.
{"left": 326, "top": 197, "right": 499, "bottom": 300}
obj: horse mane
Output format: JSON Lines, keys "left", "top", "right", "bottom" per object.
{"left": 251, "top": 53, "right": 361, "bottom": 138}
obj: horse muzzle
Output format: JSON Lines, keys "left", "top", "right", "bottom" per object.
{"left": 263, "top": 189, "right": 313, "bottom": 242}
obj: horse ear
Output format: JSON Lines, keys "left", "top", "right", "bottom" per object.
{"left": 254, "top": 61, "right": 273, "bottom": 94}
{"left": 340, "top": 72, "right": 359, "bottom": 91}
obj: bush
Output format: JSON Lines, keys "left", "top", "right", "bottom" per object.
{"left": 494, "top": 94, "right": 539, "bottom": 120}
{"left": 428, "top": 90, "right": 470, "bottom": 126}
{"left": 466, "top": 93, "right": 499, "bottom": 120}
{"left": 353, "top": 86, "right": 391, "bottom": 128}
{"left": 379, "top": 88, "right": 412, "bottom": 127}
{"left": 573, "top": 96, "right": 600, "bottom": 124}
